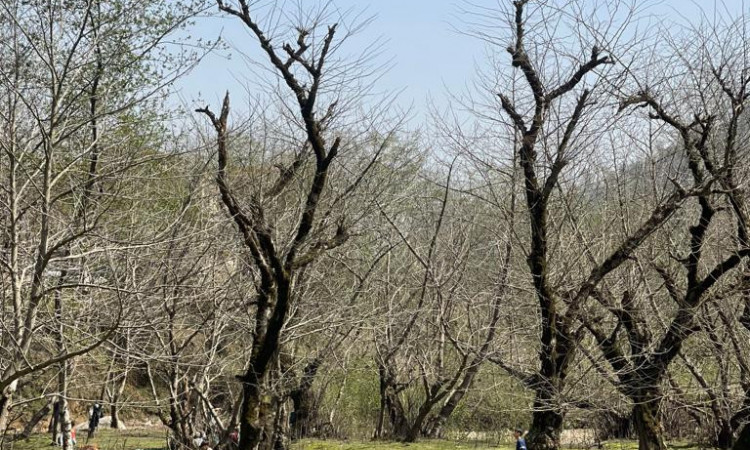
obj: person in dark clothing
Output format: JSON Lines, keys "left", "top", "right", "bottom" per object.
{"left": 514, "top": 428, "right": 528, "bottom": 450}
{"left": 87, "top": 403, "right": 103, "bottom": 439}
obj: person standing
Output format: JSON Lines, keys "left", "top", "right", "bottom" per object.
{"left": 55, "top": 421, "right": 76, "bottom": 446}
{"left": 514, "top": 428, "right": 528, "bottom": 450}
{"left": 87, "top": 403, "right": 103, "bottom": 439}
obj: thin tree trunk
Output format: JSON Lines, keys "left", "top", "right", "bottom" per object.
{"left": 54, "top": 278, "right": 72, "bottom": 450}
{"left": 423, "top": 365, "right": 480, "bottom": 439}
{"left": 50, "top": 400, "right": 59, "bottom": 437}
{"left": 58, "top": 396, "right": 71, "bottom": 450}
{"left": 374, "top": 387, "right": 385, "bottom": 439}
{"left": 111, "top": 402, "right": 119, "bottom": 430}
{"left": 110, "top": 367, "right": 128, "bottom": 429}
{"left": 272, "top": 397, "right": 288, "bottom": 450}
{"left": 328, "top": 370, "right": 347, "bottom": 432}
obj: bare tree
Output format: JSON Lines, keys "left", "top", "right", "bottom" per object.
{"left": 0, "top": 0, "right": 203, "bottom": 444}
{"left": 198, "top": 2, "right": 397, "bottom": 448}
{"left": 580, "top": 9, "right": 750, "bottom": 449}
{"left": 467, "top": 1, "right": 705, "bottom": 448}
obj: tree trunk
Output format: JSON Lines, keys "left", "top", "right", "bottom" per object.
{"left": 110, "top": 370, "right": 127, "bottom": 429}
{"left": 58, "top": 398, "right": 71, "bottom": 450}
{"left": 55, "top": 381, "right": 72, "bottom": 449}
{"left": 374, "top": 389, "right": 385, "bottom": 439}
{"left": 290, "top": 385, "right": 317, "bottom": 440}
{"left": 527, "top": 406, "right": 564, "bottom": 450}
{"left": 289, "top": 357, "right": 322, "bottom": 441}
{"left": 403, "top": 404, "right": 434, "bottom": 443}
{"left": 51, "top": 396, "right": 72, "bottom": 449}
{"left": 111, "top": 403, "right": 120, "bottom": 430}
{"left": 422, "top": 391, "right": 463, "bottom": 439}
{"left": 423, "top": 360, "right": 484, "bottom": 439}
{"left": 54, "top": 285, "right": 72, "bottom": 450}
{"left": 50, "top": 400, "right": 59, "bottom": 438}
{"left": 598, "top": 410, "right": 632, "bottom": 440}
{"left": 422, "top": 417, "right": 445, "bottom": 439}
{"left": 716, "top": 418, "right": 733, "bottom": 450}
{"left": 527, "top": 356, "right": 570, "bottom": 450}
{"left": 239, "top": 372, "right": 278, "bottom": 450}
{"left": 384, "top": 390, "right": 409, "bottom": 440}
{"left": 272, "top": 398, "right": 288, "bottom": 450}
{"left": 237, "top": 335, "right": 289, "bottom": 450}
{"left": 0, "top": 392, "right": 12, "bottom": 436}
{"left": 14, "top": 401, "right": 51, "bottom": 441}
{"left": 377, "top": 364, "right": 409, "bottom": 441}
{"left": 632, "top": 398, "right": 667, "bottom": 450}
{"left": 733, "top": 422, "right": 750, "bottom": 450}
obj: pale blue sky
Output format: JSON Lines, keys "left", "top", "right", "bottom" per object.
{"left": 173, "top": 1, "right": 744, "bottom": 119}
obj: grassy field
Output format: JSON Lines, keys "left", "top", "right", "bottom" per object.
{"left": 2, "top": 430, "right": 702, "bottom": 450}
{"left": 291, "top": 441, "right": 701, "bottom": 450}
{"left": 2, "top": 428, "right": 168, "bottom": 450}
{"left": 292, "top": 441, "right": 505, "bottom": 450}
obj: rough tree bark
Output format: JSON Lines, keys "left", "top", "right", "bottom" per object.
{"left": 731, "top": 297, "right": 750, "bottom": 449}
{"left": 377, "top": 364, "right": 410, "bottom": 440}
{"left": 201, "top": 3, "right": 353, "bottom": 448}
{"left": 14, "top": 401, "right": 51, "bottom": 441}
{"left": 289, "top": 358, "right": 322, "bottom": 440}
{"left": 496, "top": 2, "right": 621, "bottom": 447}
{"left": 495, "top": 3, "right": 719, "bottom": 447}
{"left": 607, "top": 69, "right": 750, "bottom": 447}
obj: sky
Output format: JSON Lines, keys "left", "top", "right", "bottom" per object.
{"left": 173, "top": 0, "right": 745, "bottom": 121}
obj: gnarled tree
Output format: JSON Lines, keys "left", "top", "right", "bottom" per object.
{"left": 199, "top": 2, "right": 396, "bottom": 448}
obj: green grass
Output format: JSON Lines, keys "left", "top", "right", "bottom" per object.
{"left": 291, "top": 440, "right": 702, "bottom": 450}
{"left": 3, "top": 432, "right": 703, "bottom": 450}
{"left": 4, "top": 429, "right": 168, "bottom": 450}
{"left": 291, "top": 441, "right": 507, "bottom": 449}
